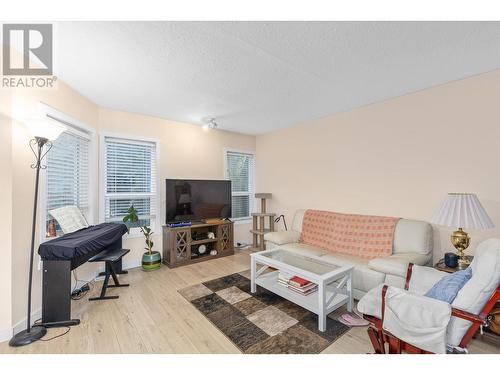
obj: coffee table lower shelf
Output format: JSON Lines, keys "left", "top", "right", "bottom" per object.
{"left": 254, "top": 271, "right": 349, "bottom": 319}
{"left": 250, "top": 248, "right": 353, "bottom": 332}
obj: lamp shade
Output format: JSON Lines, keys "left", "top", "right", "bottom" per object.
{"left": 430, "top": 193, "right": 494, "bottom": 230}
{"left": 25, "top": 118, "right": 65, "bottom": 141}
{"left": 178, "top": 193, "right": 191, "bottom": 204}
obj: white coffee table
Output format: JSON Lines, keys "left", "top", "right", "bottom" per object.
{"left": 250, "top": 248, "right": 353, "bottom": 332}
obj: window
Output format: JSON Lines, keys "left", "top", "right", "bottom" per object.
{"left": 225, "top": 150, "right": 255, "bottom": 220}
{"left": 46, "top": 130, "right": 91, "bottom": 236}
{"left": 103, "top": 136, "right": 158, "bottom": 230}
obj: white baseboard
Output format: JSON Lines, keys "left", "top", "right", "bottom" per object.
{"left": 0, "top": 326, "right": 13, "bottom": 343}
{"left": 122, "top": 258, "right": 142, "bottom": 271}
{"left": 7, "top": 307, "right": 43, "bottom": 341}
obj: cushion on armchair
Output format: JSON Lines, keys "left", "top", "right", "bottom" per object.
{"left": 447, "top": 239, "right": 500, "bottom": 346}
{"left": 357, "top": 284, "right": 452, "bottom": 353}
{"left": 383, "top": 286, "right": 452, "bottom": 353}
{"left": 424, "top": 268, "right": 472, "bottom": 304}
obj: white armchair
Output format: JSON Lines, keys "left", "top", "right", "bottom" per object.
{"left": 357, "top": 238, "right": 500, "bottom": 354}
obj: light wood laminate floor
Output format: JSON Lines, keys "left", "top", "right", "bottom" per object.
{"left": 1, "top": 249, "right": 498, "bottom": 354}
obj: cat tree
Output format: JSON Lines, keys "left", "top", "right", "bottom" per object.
{"left": 250, "top": 193, "right": 276, "bottom": 250}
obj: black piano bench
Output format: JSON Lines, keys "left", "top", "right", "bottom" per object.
{"left": 88, "top": 248, "right": 130, "bottom": 301}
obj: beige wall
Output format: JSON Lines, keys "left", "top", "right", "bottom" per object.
{"left": 257, "top": 69, "right": 500, "bottom": 261}
{"left": 6, "top": 54, "right": 498, "bottom": 340}
{"left": 7, "top": 82, "right": 100, "bottom": 330}
{"left": 2, "top": 82, "right": 255, "bottom": 335}
{"left": 0, "top": 89, "right": 13, "bottom": 339}
{"left": 98, "top": 108, "right": 255, "bottom": 266}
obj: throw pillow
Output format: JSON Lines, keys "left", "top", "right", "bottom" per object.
{"left": 424, "top": 267, "right": 472, "bottom": 304}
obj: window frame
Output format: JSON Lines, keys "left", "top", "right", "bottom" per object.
{"left": 38, "top": 102, "right": 97, "bottom": 243}
{"left": 99, "top": 132, "right": 161, "bottom": 238}
{"left": 223, "top": 148, "right": 256, "bottom": 223}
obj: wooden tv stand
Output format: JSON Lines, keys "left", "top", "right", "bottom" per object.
{"left": 162, "top": 220, "right": 234, "bottom": 268}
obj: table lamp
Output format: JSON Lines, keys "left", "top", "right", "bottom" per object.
{"left": 178, "top": 193, "right": 191, "bottom": 215}
{"left": 9, "top": 117, "right": 65, "bottom": 347}
{"left": 430, "top": 193, "right": 494, "bottom": 267}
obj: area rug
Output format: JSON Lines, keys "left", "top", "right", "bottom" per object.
{"left": 178, "top": 270, "right": 351, "bottom": 354}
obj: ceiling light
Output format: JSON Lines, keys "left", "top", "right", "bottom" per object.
{"left": 202, "top": 118, "right": 218, "bottom": 131}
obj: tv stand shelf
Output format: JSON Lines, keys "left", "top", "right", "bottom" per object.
{"left": 191, "top": 238, "right": 218, "bottom": 245}
{"left": 162, "top": 220, "right": 234, "bottom": 268}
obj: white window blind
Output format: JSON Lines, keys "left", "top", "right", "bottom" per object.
{"left": 104, "top": 137, "right": 157, "bottom": 228}
{"left": 225, "top": 151, "right": 255, "bottom": 220}
{"left": 46, "top": 130, "right": 90, "bottom": 234}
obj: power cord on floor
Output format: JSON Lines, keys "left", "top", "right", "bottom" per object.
{"left": 38, "top": 327, "right": 71, "bottom": 341}
{"left": 27, "top": 269, "right": 97, "bottom": 343}
{"left": 71, "top": 270, "right": 95, "bottom": 300}
{"left": 30, "top": 270, "right": 95, "bottom": 342}
{"left": 32, "top": 319, "right": 72, "bottom": 342}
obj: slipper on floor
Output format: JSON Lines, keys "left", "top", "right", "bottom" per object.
{"left": 339, "top": 313, "right": 369, "bottom": 327}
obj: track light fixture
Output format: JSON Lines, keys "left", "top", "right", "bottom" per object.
{"left": 202, "top": 118, "right": 218, "bottom": 131}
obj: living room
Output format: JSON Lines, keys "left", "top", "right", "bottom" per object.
{"left": 1, "top": 1, "right": 500, "bottom": 373}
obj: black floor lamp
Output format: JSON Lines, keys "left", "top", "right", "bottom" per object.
{"left": 9, "top": 118, "right": 65, "bottom": 347}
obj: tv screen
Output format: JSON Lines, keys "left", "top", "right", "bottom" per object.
{"left": 165, "top": 179, "right": 232, "bottom": 223}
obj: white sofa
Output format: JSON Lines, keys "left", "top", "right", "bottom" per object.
{"left": 264, "top": 209, "right": 433, "bottom": 299}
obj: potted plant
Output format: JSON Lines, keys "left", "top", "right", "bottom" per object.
{"left": 123, "top": 205, "right": 161, "bottom": 271}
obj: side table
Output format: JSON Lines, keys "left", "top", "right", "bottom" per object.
{"left": 434, "top": 255, "right": 473, "bottom": 273}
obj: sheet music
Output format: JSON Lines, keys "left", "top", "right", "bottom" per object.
{"left": 49, "top": 205, "right": 89, "bottom": 234}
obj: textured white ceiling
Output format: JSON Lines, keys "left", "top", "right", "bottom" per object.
{"left": 54, "top": 22, "right": 500, "bottom": 135}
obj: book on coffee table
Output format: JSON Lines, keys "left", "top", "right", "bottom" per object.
{"left": 277, "top": 274, "right": 318, "bottom": 295}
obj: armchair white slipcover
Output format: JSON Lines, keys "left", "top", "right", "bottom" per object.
{"left": 357, "top": 238, "right": 500, "bottom": 353}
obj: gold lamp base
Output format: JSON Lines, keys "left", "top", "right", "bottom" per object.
{"left": 451, "top": 228, "right": 471, "bottom": 266}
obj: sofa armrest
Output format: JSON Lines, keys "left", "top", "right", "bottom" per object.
{"left": 264, "top": 230, "right": 300, "bottom": 246}
{"left": 368, "top": 252, "right": 432, "bottom": 278}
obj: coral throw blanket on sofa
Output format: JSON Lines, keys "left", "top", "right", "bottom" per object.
{"left": 300, "top": 210, "right": 399, "bottom": 259}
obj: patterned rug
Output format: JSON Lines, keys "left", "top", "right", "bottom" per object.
{"left": 179, "top": 270, "right": 351, "bottom": 354}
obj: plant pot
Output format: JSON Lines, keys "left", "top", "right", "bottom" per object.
{"left": 142, "top": 251, "right": 161, "bottom": 271}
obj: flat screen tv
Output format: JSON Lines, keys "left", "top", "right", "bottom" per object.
{"left": 165, "top": 179, "right": 232, "bottom": 223}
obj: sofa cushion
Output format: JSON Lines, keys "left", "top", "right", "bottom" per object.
{"left": 280, "top": 242, "right": 328, "bottom": 258}
{"left": 292, "top": 209, "right": 306, "bottom": 232}
{"left": 264, "top": 230, "right": 300, "bottom": 246}
{"left": 393, "top": 219, "right": 433, "bottom": 255}
{"left": 368, "top": 252, "right": 432, "bottom": 278}
{"left": 320, "top": 253, "right": 386, "bottom": 293}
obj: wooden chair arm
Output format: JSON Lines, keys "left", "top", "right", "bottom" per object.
{"left": 451, "top": 308, "right": 486, "bottom": 325}
{"left": 404, "top": 263, "right": 413, "bottom": 290}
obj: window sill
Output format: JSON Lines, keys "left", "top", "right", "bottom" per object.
{"left": 124, "top": 231, "right": 160, "bottom": 240}
{"left": 232, "top": 218, "right": 252, "bottom": 225}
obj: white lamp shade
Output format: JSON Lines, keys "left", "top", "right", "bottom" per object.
{"left": 178, "top": 194, "right": 191, "bottom": 204}
{"left": 25, "top": 118, "right": 65, "bottom": 141}
{"left": 430, "top": 193, "right": 494, "bottom": 230}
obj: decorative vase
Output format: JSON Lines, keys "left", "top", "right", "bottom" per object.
{"left": 444, "top": 252, "right": 458, "bottom": 268}
{"left": 142, "top": 251, "right": 161, "bottom": 271}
